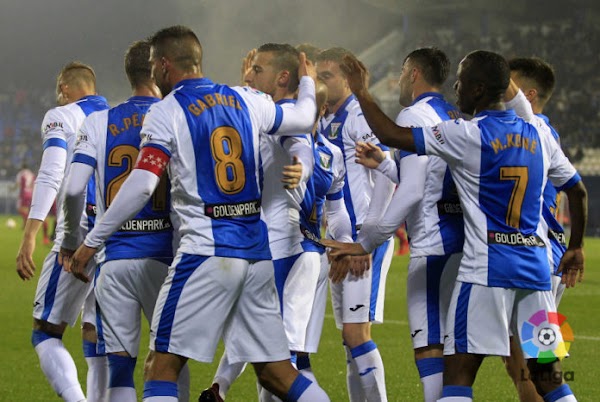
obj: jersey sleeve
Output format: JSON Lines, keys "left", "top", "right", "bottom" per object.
{"left": 136, "top": 101, "right": 174, "bottom": 177}
{"left": 542, "top": 125, "right": 581, "bottom": 191}
{"left": 72, "top": 112, "right": 102, "bottom": 168}
{"left": 41, "top": 108, "right": 69, "bottom": 150}
{"left": 412, "top": 119, "right": 468, "bottom": 166}
{"left": 327, "top": 146, "right": 346, "bottom": 199}
{"left": 505, "top": 90, "right": 535, "bottom": 122}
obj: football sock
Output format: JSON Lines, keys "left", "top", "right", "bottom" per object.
{"left": 143, "top": 380, "right": 178, "bottom": 402}
{"left": 177, "top": 363, "right": 190, "bottom": 402}
{"left": 286, "top": 374, "right": 330, "bottom": 402}
{"left": 32, "top": 330, "right": 86, "bottom": 402}
{"left": 416, "top": 357, "right": 444, "bottom": 402}
{"left": 344, "top": 344, "right": 366, "bottom": 402}
{"left": 297, "top": 354, "right": 318, "bottom": 384}
{"left": 439, "top": 385, "right": 473, "bottom": 401}
{"left": 107, "top": 354, "right": 137, "bottom": 402}
{"left": 351, "top": 341, "right": 387, "bottom": 401}
{"left": 543, "top": 384, "right": 577, "bottom": 402}
{"left": 84, "top": 340, "right": 108, "bottom": 402}
{"left": 213, "top": 351, "right": 247, "bottom": 399}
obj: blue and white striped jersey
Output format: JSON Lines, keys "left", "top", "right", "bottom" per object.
{"left": 319, "top": 95, "right": 389, "bottom": 239}
{"left": 140, "top": 78, "right": 289, "bottom": 260}
{"left": 300, "top": 133, "right": 347, "bottom": 253}
{"left": 73, "top": 96, "right": 173, "bottom": 264}
{"left": 413, "top": 109, "right": 580, "bottom": 290}
{"left": 36, "top": 95, "right": 109, "bottom": 252}
{"left": 395, "top": 92, "right": 464, "bottom": 257}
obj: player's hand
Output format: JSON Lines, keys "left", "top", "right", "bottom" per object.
{"left": 282, "top": 156, "right": 303, "bottom": 189}
{"left": 350, "top": 254, "right": 371, "bottom": 278}
{"left": 69, "top": 244, "right": 98, "bottom": 283}
{"left": 355, "top": 141, "right": 385, "bottom": 169}
{"left": 16, "top": 236, "right": 36, "bottom": 280}
{"left": 340, "top": 54, "right": 370, "bottom": 97}
{"left": 241, "top": 48, "right": 257, "bottom": 85}
{"left": 329, "top": 255, "right": 351, "bottom": 283}
{"left": 557, "top": 247, "right": 584, "bottom": 288}
{"left": 58, "top": 247, "right": 75, "bottom": 270}
{"left": 298, "top": 52, "right": 317, "bottom": 83}
{"left": 322, "top": 239, "right": 368, "bottom": 259}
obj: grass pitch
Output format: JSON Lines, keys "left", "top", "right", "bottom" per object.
{"left": 1, "top": 215, "right": 598, "bottom": 401}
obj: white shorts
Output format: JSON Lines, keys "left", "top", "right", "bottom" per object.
{"left": 150, "top": 254, "right": 290, "bottom": 364}
{"left": 81, "top": 284, "right": 97, "bottom": 326}
{"left": 552, "top": 275, "right": 566, "bottom": 308}
{"left": 273, "top": 251, "right": 322, "bottom": 353}
{"left": 33, "top": 251, "right": 95, "bottom": 326}
{"left": 331, "top": 238, "right": 393, "bottom": 329}
{"left": 407, "top": 253, "right": 461, "bottom": 349}
{"left": 95, "top": 258, "right": 169, "bottom": 357}
{"left": 444, "top": 282, "right": 562, "bottom": 358}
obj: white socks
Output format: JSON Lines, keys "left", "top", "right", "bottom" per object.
{"left": 33, "top": 334, "right": 85, "bottom": 402}
{"left": 350, "top": 341, "right": 387, "bottom": 402}
{"left": 344, "top": 344, "right": 366, "bottom": 402}
{"left": 213, "top": 351, "right": 247, "bottom": 399}
{"left": 415, "top": 357, "right": 444, "bottom": 402}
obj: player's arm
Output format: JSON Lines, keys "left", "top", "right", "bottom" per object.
{"left": 504, "top": 80, "right": 535, "bottom": 122}
{"left": 269, "top": 53, "right": 317, "bottom": 136}
{"left": 340, "top": 54, "right": 415, "bottom": 151}
{"left": 60, "top": 118, "right": 99, "bottom": 263}
{"left": 16, "top": 110, "right": 68, "bottom": 280}
{"left": 546, "top": 131, "right": 588, "bottom": 287}
{"left": 355, "top": 142, "right": 398, "bottom": 183}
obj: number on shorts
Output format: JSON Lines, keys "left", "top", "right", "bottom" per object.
{"left": 210, "top": 127, "right": 246, "bottom": 194}
{"left": 500, "top": 166, "right": 529, "bottom": 229}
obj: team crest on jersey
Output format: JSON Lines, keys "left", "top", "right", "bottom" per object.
{"left": 318, "top": 151, "right": 332, "bottom": 169}
{"left": 328, "top": 123, "right": 341, "bottom": 139}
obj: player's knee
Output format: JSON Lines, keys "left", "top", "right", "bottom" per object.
{"left": 31, "top": 329, "right": 62, "bottom": 347}
{"left": 341, "top": 323, "right": 370, "bottom": 348}
{"left": 108, "top": 354, "right": 137, "bottom": 388}
{"left": 528, "top": 359, "right": 563, "bottom": 394}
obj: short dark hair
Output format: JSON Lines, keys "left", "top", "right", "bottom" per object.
{"left": 257, "top": 43, "right": 300, "bottom": 92}
{"left": 404, "top": 47, "right": 450, "bottom": 87}
{"left": 463, "top": 50, "right": 510, "bottom": 102}
{"left": 296, "top": 43, "right": 321, "bottom": 63}
{"left": 316, "top": 47, "right": 355, "bottom": 65}
{"left": 58, "top": 61, "right": 96, "bottom": 90}
{"left": 148, "top": 25, "right": 202, "bottom": 72}
{"left": 125, "top": 40, "right": 152, "bottom": 89}
{"left": 508, "top": 57, "right": 555, "bottom": 103}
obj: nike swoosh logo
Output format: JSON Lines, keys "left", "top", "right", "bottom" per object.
{"left": 359, "top": 367, "right": 377, "bottom": 376}
{"left": 411, "top": 329, "right": 422, "bottom": 338}
{"left": 349, "top": 304, "right": 365, "bottom": 312}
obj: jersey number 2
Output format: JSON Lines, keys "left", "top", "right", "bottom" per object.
{"left": 106, "top": 145, "right": 168, "bottom": 210}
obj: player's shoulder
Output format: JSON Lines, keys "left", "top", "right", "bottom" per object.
{"left": 233, "top": 85, "right": 274, "bottom": 103}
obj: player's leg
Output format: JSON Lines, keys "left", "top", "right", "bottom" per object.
{"left": 408, "top": 254, "right": 460, "bottom": 402}
{"left": 514, "top": 289, "right": 577, "bottom": 401}
{"left": 226, "top": 259, "right": 329, "bottom": 401}
{"left": 298, "top": 252, "right": 331, "bottom": 384}
{"left": 145, "top": 255, "right": 246, "bottom": 400}
{"left": 441, "top": 283, "right": 515, "bottom": 401}
{"left": 31, "top": 251, "right": 94, "bottom": 402}
{"left": 202, "top": 349, "right": 246, "bottom": 401}
{"left": 340, "top": 238, "right": 393, "bottom": 402}
{"left": 82, "top": 289, "right": 109, "bottom": 402}
{"left": 503, "top": 337, "right": 543, "bottom": 402}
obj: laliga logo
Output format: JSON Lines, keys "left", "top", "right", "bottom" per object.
{"left": 521, "top": 310, "right": 574, "bottom": 363}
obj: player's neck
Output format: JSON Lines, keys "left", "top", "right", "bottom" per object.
{"left": 272, "top": 88, "right": 294, "bottom": 103}
{"left": 412, "top": 84, "right": 440, "bottom": 101}
{"left": 474, "top": 100, "right": 505, "bottom": 115}
{"left": 330, "top": 92, "right": 353, "bottom": 115}
{"left": 132, "top": 83, "right": 161, "bottom": 99}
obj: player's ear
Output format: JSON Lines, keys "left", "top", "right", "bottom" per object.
{"left": 278, "top": 70, "right": 290, "bottom": 88}
{"left": 525, "top": 88, "right": 537, "bottom": 102}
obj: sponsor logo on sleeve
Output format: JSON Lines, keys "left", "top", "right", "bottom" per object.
{"left": 432, "top": 125, "right": 445, "bottom": 145}
{"left": 43, "top": 122, "right": 63, "bottom": 134}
